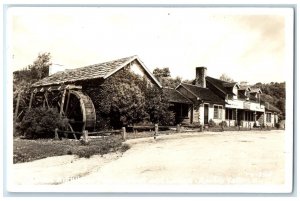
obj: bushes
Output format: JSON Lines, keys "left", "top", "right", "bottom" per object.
{"left": 219, "top": 121, "right": 227, "bottom": 127}
{"left": 208, "top": 119, "right": 216, "bottom": 127}
{"left": 18, "top": 107, "right": 67, "bottom": 139}
{"left": 87, "top": 69, "right": 175, "bottom": 129}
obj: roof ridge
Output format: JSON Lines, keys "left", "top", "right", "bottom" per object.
{"left": 74, "top": 55, "right": 137, "bottom": 70}
{"left": 206, "top": 76, "right": 237, "bottom": 84}
{"left": 181, "top": 82, "right": 208, "bottom": 89}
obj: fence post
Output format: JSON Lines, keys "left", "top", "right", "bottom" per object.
{"left": 154, "top": 124, "right": 158, "bottom": 139}
{"left": 176, "top": 124, "right": 181, "bottom": 133}
{"left": 83, "top": 130, "right": 89, "bottom": 143}
{"left": 54, "top": 128, "right": 59, "bottom": 140}
{"left": 122, "top": 127, "right": 126, "bottom": 141}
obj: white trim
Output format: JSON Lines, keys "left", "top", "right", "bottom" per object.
{"left": 135, "top": 56, "right": 163, "bottom": 88}
{"left": 213, "top": 104, "right": 223, "bottom": 119}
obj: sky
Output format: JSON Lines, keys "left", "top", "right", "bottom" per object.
{"left": 8, "top": 7, "right": 293, "bottom": 84}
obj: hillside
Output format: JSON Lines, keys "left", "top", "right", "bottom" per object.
{"left": 252, "top": 82, "right": 285, "bottom": 120}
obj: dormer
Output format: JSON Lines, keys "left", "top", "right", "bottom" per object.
{"left": 223, "top": 82, "right": 240, "bottom": 100}
{"left": 249, "top": 88, "right": 262, "bottom": 102}
{"left": 238, "top": 86, "right": 251, "bottom": 101}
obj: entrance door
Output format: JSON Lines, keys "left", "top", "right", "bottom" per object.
{"left": 204, "top": 104, "right": 209, "bottom": 124}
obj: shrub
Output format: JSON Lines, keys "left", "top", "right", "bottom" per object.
{"left": 159, "top": 110, "right": 175, "bottom": 126}
{"left": 219, "top": 121, "right": 227, "bottom": 127}
{"left": 19, "top": 107, "right": 67, "bottom": 139}
{"left": 208, "top": 119, "right": 216, "bottom": 127}
{"left": 275, "top": 123, "right": 281, "bottom": 129}
{"left": 239, "top": 120, "right": 244, "bottom": 127}
{"left": 120, "top": 143, "right": 131, "bottom": 152}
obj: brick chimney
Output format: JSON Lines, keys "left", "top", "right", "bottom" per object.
{"left": 195, "top": 67, "right": 207, "bottom": 88}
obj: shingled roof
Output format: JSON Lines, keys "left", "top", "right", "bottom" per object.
{"left": 32, "top": 55, "right": 162, "bottom": 88}
{"left": 206, "top": 76, "right": 239, "bottom": 95}
{"left": 178, "top": 83, "right": 225, "bottom": 104}
{"left": 250, "top": 88, "right": 262, "bottom": 94}
{"left": 162, "top": 87, "right": 193, "bottom": 104}
{"left": 265, "top": 103, "right": 281, "bottom": 113}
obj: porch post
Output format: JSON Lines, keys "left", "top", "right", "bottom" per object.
{"left": 235, "top": 109, "right": 238, "bottom": 126}
{"left": 60, "top": 88, "right": 67, "bottom": 116}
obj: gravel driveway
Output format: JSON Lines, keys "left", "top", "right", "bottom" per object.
{"left": 12, "top": 130, "right": 286, "bottom": 188}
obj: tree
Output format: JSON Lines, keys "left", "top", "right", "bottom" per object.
{"left": 144, "top": 86, "right": 175, "bottom": 125}
{"left": 153, "top": 67, "right": 183, "bottom": 88}
{"left": 14, "top": 52, "right": 52, "bottom": 84}
{"left": 220, "top": 74, "right": 234, "bottom": 82}
{"left": 13, "top": 52, "right": 52, "bottom": 120}
{"left": 252, "top": 81, "right": 286, "bottom": 120}
{"left": 153, "top": 67, "right": 171, "bottom": 78}
{"left": 96, "top": 70, "right": 149, "bottom": 129}
{"left": 28, "top": 52, "right": 52, "bottom": 81}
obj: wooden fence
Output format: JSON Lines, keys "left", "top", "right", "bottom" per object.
{"left": 54, "top": 124, "right": 183, "bottom": 142}
{"left": 54, "top": 123, "right": 273, "bottom": 142}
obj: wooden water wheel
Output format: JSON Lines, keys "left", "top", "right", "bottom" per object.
{"left": 62, "top": 90, "right": 96, "bottom": 133}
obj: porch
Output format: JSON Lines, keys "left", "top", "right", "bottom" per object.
{"left": 225, "top": 108, "right": 264, "bottom": 128}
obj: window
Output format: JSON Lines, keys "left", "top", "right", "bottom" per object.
{"left": 214, "top": 105, "right": 223, "bottom": 119}
{"left": 266, "top": 113, "right": 272, "bottom": 122}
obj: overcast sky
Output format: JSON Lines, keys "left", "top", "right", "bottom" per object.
{"left": 8, "top": 7, "right": 293, "bottom": 84}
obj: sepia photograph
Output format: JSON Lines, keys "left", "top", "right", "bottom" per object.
{"left": 5, "top": 4, "right": 294, "bottom": 194}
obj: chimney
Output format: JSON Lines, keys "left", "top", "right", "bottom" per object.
{"left": 195, "top": 67, "right": 207, "bottom": 88}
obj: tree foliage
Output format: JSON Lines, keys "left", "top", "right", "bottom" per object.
{"left": 253, "top": 82, "right": 286, "bottom": 119}
{"left": 153, "top": 67, "right": 184, "bottom": 88}
{"left": 144, "top": 86, "right": 175, "bottom": 125}
{"left": 18, "top": 107, "right": 67, "bottom": 139}
{"left": 96, "top": 74, "right": 148, "bottom": 128}
{"left": 13, "top": 53, "right": 52, "bottom": 120}
{"left": 14, "top": 52, "right": 51, "bottom": 84}
{"left": 153, "top": 67, "right": 171, "bottom": 77}
{"left": 220, "top": 73, "right": 234, "bottom": 82}
{"left": 94, "top": 69, "right": 174, "bottom": 129}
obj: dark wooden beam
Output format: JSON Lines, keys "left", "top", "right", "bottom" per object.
{"left": 44, "top": 91, "right": 50, "bottom": 109}
{"left": 59, "top": 89, "right": 67, "bottom": 116}
{"left": 64, "top": 90, "right": 71, "bottom": 116}
{"left": 14, "top": 92, "right": 21, "bottom": 119}
{"left": 28, "top": 92, "right": 34, "bottom": 111}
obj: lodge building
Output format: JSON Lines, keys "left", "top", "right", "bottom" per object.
{"left": 169, "top": 67, "right": 280, "bottom": 128}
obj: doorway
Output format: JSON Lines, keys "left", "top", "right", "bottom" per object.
{"left": 204, "top": 104, "right": 209, "bottom": 124}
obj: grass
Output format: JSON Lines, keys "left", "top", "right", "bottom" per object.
{"left": 13, "top": 136, "right": 127, "bottom": 164}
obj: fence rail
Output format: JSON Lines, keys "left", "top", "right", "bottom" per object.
{"left": 54, "top": 123, "right": 274, "bottom": 142}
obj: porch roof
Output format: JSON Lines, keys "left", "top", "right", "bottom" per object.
{"left": 179, "top": 83, "right": 225, "bottom": 104}
{"left": 163, "top": 87, "right": 193, "bottom": 104}
{"left": 265, "top": 103, "right": 281, "bottom": 113}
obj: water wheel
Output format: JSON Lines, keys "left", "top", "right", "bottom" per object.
{"left": 63, "top": 90, "right": 96, "bottom": 135}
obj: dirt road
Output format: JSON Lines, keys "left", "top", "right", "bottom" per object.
{"left": 12, "top": 130, "right": 286, "bottom": 187}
